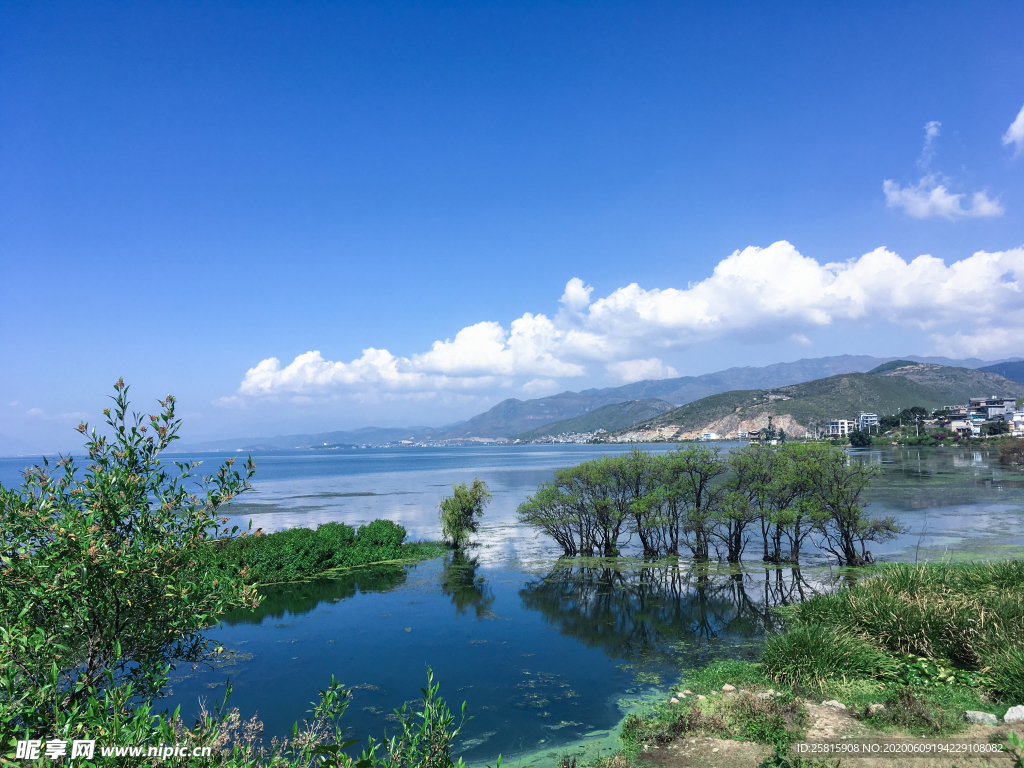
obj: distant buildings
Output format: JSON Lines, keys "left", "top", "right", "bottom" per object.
{"left": 1005, "top": 412, "right": 1024, "bottom": 434}
{"left": 824, "top": 419, "right": 854, "bottom": 437}
{"left": 970, "top": 397, "right": 1017, "bottom": 420}
{"left": 857, "top": 412, "right": 878, "bottom": 431}
{"left": 737, "top": 429, "right": 748, "bottom": 439}
{"left": 815, "top": 394, "right": 1023, "bottom": 441}
{"left": 702, "top": 431, "right": 719, "bottom": 441}
{"left": 947, "top": 419, "right": 978, "bottom": 437}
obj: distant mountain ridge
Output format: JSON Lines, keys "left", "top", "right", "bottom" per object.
{"left": 607, "top": 363, "right": 1024, "bottom": 442}
{"left": 980, "top": 361, "right": 1024, "bottom": 385}
{"left": 168, "top": 354, "right": 1015, "bottom": 452}
{"left": 510, "top": 399, "right": 675, "bottom": 441}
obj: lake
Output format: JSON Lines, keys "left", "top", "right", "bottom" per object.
{"left": 3, "top": 443, "right": 1024, "bottom": 766}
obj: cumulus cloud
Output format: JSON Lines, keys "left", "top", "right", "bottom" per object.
{"left": 560, "top": 277, "right": 593, "bottom": 311}
{"left": 238, "top": 348, "right": 501, "bottom": 398}
{"left": 1004, "top": 103, "right": 1024, "bottom": 156}
{"left": 884, "top": 122, "right": 1004, "bottom": 219}
{"left": 606, "top": 358, "right": 679, "bottom": 384}
{"left": 411, "top": 316, "right": 583, "bottom": 378}
{"left": 231, "top": 241, "right": 1024, "bottom": 400}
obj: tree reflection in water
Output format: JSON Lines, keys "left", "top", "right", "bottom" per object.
{"left": 221, "top": 564, "right": 408, "bottom": 625}
{"left": 519, "top": 560, "right": 830, "bottom": 667}
{"left": 440, "top": 550, "right": 496, "bottom": 618}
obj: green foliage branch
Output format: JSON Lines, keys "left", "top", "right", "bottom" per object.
{"left": 0, "top": 380, "right": 258, "bottom": 741}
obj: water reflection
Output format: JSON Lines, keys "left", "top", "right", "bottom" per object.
{"left": 519, "top": 561, "right": 832, "bottom": 667}
{"left": 440, "top": 550, "right": 496, "bottom": 618}
{"left": 221, "top": 565, "right": 407, "bottom": 625}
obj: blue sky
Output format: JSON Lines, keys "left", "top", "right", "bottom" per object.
{"left": 2, "top": 1, "right": 1024, "bottom": 452}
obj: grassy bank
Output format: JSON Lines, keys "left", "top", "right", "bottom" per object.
{"left": 764, "top": 560, "right": 1024, "bottom": 701}
{"left": 201, "top": 519, "right": 445, "bottom": 584}
{"left": 599, "top": 562, "right": 1024, "bottom": 767}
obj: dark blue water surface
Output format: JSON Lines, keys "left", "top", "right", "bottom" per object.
{"left": 3, "top": 444, "right": 1024, "bottom": 766}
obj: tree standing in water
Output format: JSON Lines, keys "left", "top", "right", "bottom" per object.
{"left": 438, "top": 478, "right": 492, "bottom": 549}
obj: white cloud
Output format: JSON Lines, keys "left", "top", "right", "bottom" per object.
{"left": 560, "top": 277, "right": 593, "bottom": 311}
{"left": 21, "top": 407, "right": 90, "bottom": 420}
{"left": 884, "top": 122, "right": 1004, "bottom": 219}
{"left": 790, "top": 333, "right": 812, "bottom": 347}
{"left": 521, "top": 378, "right": 560, "bottom": 396}
{"left": 231, "top": 241, "right": 1024, "bottom": 399}
{"left": 1003, "top": 103, "right": 1024, "bottom": 156}
{"left": 918, "top": 120, "right": 941, "bottom": 170}
{"left": 238, "top": 348, "right": 503, "bottom": 398}
{"left": 606, "top": 358, "right": 679, "bottom": 384}
{"left": 411, "top": 316, "right": 584, "bottom": 378}
{"left": 884, "top": 177, "right": 1004, "bottom": 219}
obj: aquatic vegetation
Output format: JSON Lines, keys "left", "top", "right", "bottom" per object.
{"left": 438, "top": 479, "right": 492, "bottom": 550}
{"left": 517, "top": 444, "right": 902, "bottom": 566}
{"left": 202, "top": 518, "right": 439, "bottom": 585}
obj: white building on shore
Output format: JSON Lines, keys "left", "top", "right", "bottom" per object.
{"left": 857, "top": 412, "right": 878, "bottom": 431}
{"left": 825, "top": 419, "right": 854, "bottom": 437}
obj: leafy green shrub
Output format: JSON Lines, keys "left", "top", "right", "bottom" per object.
{"left": 354, "top": 519, "right": 407, "bottom": 561}
{"left": 367, "top": 668, "right": 471, "bottom": 768}
{"left": 761, "top": 625, "right": 896, "bottom": 687}
{"left": 892, "top": 654, "right": 985, "bottom": 688}
{"left": 0, "top": 381, "right": 258, "bottom": 741}
{"left": 204, "top": 518, "right": 421, "bottom": 584}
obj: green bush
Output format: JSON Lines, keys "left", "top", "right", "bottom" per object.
{"left": 354, "top": 519, "right": 407, "bottom": 560}
{"left": 205, "top": 519, "right": 420, "bottom": 584}
{"left": 0, "top": 382, "right": 259, "bottom": 741}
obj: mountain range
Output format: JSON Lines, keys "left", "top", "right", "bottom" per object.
{"left": 605, "top": 362, "right": 1024, "bottom": 442}
{"left": 168, "top": 354, "right": 1023, "bottom": 451}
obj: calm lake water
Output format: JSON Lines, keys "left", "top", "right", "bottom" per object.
{"left": 3, "top": 443, "right": 1024, "bottom": 766}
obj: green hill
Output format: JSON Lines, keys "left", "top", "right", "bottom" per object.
{"left": 867, "top": 359, "right": 918, "bottom": 374}
{"left": 608, "top": 365, "right": 1024, "bottom": 441}
{"left": 511, "top": 399, "right": 675, "bottom": 441}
